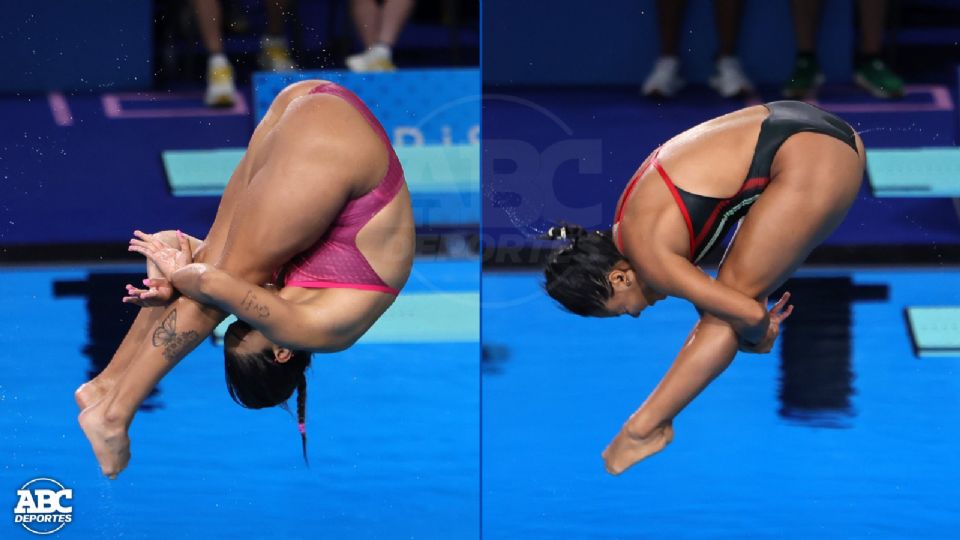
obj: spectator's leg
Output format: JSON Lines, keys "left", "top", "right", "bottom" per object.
{"left": 260, "top": 0, "right": 297, "bottom": 71}
{"left": 641, "top": 0, "right": 688, "bottom": 97}
{"left": 854, "top": 0, "right": 903, "bottom": 98}
{"left": 783, "top": 0, "right": 824, "bottom": 98}
{"left": 191, "top": 0, "right": 236, "bottom": 107}
{"left": 351, "top": 0, "right": 382, "bottom": 49}
{"left": 265, "top": 0, "right": 288, "bottom": 37}
{"left": 714, "top": 0, "right": 742, "bottom": 58}
{"left": 377, "top": 0, "right": 416, "bottom": 47}
{"left": 191, "top": 0, "right": 225, "bottom": 54}
{"left": 656, "top": 0, "right": 687, "bottom": 56}
{"left": 858, "top": 0, "right": 886, "bottom": 55}
{"left": 346, "top": 0, "right": 405, "bottom": 72}
{"left": 710, "top": 0, "right": 752, "bottom": 98}
{"left": 791, "top": 0, "right": 822, "bottom": 55}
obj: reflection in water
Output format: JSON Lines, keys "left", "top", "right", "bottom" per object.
{"left": 54, "top": 272, "right": 162, "bottom": 411}
{"left": 774, "top": 277, "right": 888, "bottom": 428}
{"left": 481, "top": 344, "right": 510, "bottom": 375}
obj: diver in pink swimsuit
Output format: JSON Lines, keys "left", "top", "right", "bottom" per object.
{"left": 75, "top": 80, "right": 415, "bottom": 477}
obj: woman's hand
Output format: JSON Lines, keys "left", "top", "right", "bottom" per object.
{"left": 739, "top": 292, "right": 794, "bottom": 354}
{"left": 122, "top": 277, "right": 177, "bottom": 307}
{"left": 128, "top": 230, "right": 193, "bottom": 280}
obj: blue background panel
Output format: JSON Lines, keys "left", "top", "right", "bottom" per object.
{"left": 0, "top": 1, "right": 153, "bottom": 92}
{"left": 253, "top": 69, "right": 481, "bottom": 146}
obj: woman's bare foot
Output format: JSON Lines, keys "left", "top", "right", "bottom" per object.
{"left": 77, "top": 402, "right": 131, "bottom": 479}
{"left": 74, "top": 377, "right": 113, "bottom": 411}
{"left": 601, "top": 421, "right": 674, "bottom": 475}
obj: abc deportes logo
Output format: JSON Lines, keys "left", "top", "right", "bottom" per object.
{"left": 13, "top": 478, "right": 73, "bottom": 535}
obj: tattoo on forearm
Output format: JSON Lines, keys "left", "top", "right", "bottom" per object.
{"left": 240, "top": 290, "right": 270, "bottom": 318}
{"left": 151, "top": 309, "right": 202, "bottom": 362}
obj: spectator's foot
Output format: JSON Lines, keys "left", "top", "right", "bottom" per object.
{"left": 782, "top": 55, "right": 824, "bottom": 99}
{"left": 204, "top": 54, "right": 236, "bottom": 108}
{"left": 709, "top": 56, "right": 754, "bottom": 98}
{"left": 641, "top": 56, "right": 685, "bottom": 98}
{"left": 346, "top": 44, "right": 396, "bottom": 73}
{"left": 855, "top": 58, "right": 905, "bottom": 99}
{"left": 259, "top": 35, "right": 297, "bottom": 72}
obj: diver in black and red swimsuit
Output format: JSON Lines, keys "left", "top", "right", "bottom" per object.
{"left": 544, "top": 100, "right": 864, "bottom": 475}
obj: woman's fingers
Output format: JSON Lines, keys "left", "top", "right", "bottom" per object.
{"left": 125, "top": 284, "right": 149, "bottom": 296}
{"left": 132, "top": 230, "right": 153, "bottom": 243}
{"left": 128, "top": 245, "right": 149, "bottom": 258}
{"left": 778, "top": 304, "right": 795, "bottom": 322}
{"left": 143, "top": 277, "right": 168, "bottom": 288}
{"left": 770, "top": 292, "right": 791, "bottom": 314}
{"left": 132, "top": 230, "right": 170, "bottom": 252}
{"left": 177, "top": 230, "right": 192, "bottom": 260}
{"left": 128, "top": 238, "right": 155, "bottom": 252}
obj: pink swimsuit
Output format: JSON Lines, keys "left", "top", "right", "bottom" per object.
{"left": 278, "top": 82, "right": 405, "bottom": 295}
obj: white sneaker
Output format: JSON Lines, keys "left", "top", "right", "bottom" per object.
{"left": 258, "top": 36, "right": 297, "bottom": 72}
{"left": 709, "top": 57, "right": 753, "bottom": 98}
{"left": 204, "top": 55, "right": 236, "bottom": 107}
{"left": 345, "top": 44, "right": 396, "bottom": 73}
{"left": 642, "top": 56, "right": 685, "bottom": 97}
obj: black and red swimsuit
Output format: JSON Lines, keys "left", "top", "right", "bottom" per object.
{"left": 613, "top": 101, "right": 858, "bottom": 264}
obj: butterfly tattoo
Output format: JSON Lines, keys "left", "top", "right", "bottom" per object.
{"left": 152, "top": 310, "right": 201, "bottom": 361}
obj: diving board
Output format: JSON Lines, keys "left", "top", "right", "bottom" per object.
{"left": 867, "top": 147, "right": 960, "bottom": 197}
{"left": 905, "top": 306, "right": 960, "bottom": 358}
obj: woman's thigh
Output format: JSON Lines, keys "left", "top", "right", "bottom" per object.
{"left": 196, "top": 81, "right": 329, "bottom": 264}
{"left": 715, "top": 132, "right": 865, "bottom": 299}
{"left": 212, "top": 92, "right": 387, "bottom": 283}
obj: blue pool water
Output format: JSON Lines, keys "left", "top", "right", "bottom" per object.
{"left": 1, "top": 260, "right": 479, "bottom": 539}
{"left": 482, "top": 269, "right": 960, "bottom": 539}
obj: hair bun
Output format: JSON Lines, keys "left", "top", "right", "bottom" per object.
{"left": 544, "top": 223, "right": 587, "bottom": 241}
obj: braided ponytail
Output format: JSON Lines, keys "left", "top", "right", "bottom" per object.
{"left": 296, "top": 375, "right": 308, "bottom": 466}
{"left": 223, "top": 326, "right": 313, "bottom": 464}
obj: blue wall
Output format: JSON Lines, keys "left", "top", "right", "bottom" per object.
{"left": 483, "top": 0, "right": 855, "bottom": 87}
{"left": 1, "top": 2, "right": 153, "bottom": 93}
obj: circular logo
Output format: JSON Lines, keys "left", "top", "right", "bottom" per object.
{"left": 13, "top": 478, "right": 73, "bottom": 535}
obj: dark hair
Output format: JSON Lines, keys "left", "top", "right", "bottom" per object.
{"left": 224, "top": 329, "right": 312, "bottom": 464}
{"left": 543, "top": 223, "right": 625, "bottom": 316}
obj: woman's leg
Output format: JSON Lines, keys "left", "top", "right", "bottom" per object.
{"left": 604, "top": 133, "right": 865, "bottom": 474}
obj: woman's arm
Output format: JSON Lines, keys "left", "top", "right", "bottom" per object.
{"left": 649, "top": 252, "right": 768, "bottom": 344}
{"left": 602, "top": 299, "right": 792, "bottom": 475}
{"left": 171, "top": 263, "right": 350, "bottom": 352}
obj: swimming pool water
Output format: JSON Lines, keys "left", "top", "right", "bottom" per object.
{"left": 1, "top": 260, "right": 479, "bottom": 540}
{"left": 482, "top": 269, "right": 960, "bottom": 539}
